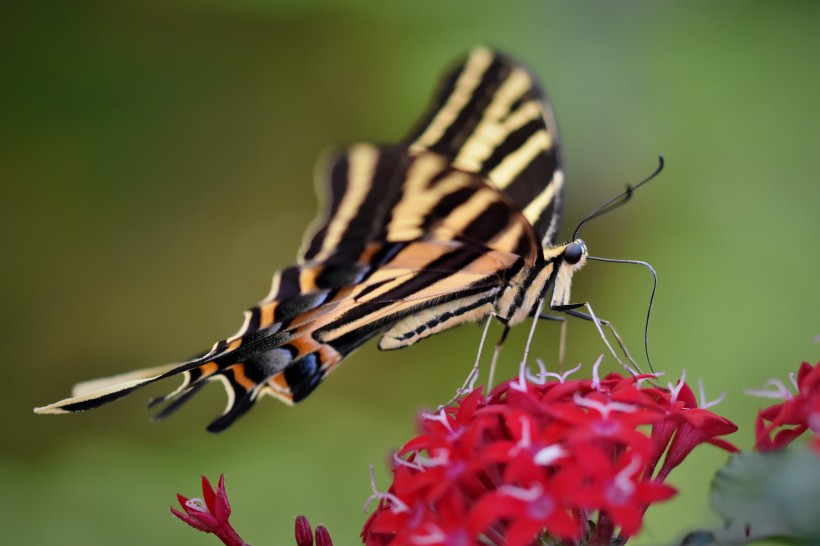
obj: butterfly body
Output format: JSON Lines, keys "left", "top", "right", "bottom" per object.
{"left": 36, "top": 47, "right": 585, "bottom": 431}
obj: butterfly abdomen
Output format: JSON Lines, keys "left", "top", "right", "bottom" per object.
{"left": 378, "top": 290, "right": 500, "bottom": 350}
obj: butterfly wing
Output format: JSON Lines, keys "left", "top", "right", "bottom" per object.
{"left": 35, "top": 48, "right": 561, "bottom": 431}
{"left": 406, "top": 46, "right": 565, "bottom": 247}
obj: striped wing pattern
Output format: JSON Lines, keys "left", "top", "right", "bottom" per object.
{"left": 35, "top": 47, "right": 568, "bottom": 431}
{"left": 406, "top": 47, "right": 564, "bottom": 246}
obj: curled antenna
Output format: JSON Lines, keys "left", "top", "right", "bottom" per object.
{"left": 587, "top": 256, "right": 658, "bottom": 373}
{"left": 572, "top": 156, "right": 665, "bottom": 240}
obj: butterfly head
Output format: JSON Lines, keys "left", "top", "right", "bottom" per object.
{"left": 545, "top": 239, "right": 588, "bottom": 310}
{"left": 562, "top": 239, "right": 588, "bottom": 268}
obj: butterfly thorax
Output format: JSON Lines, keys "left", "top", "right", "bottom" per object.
{"left": 494, "top": 239, "right": 588, "bottom": 326}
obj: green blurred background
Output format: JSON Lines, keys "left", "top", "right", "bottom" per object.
{"left": 2, "top": 1, "right": 818, "bottom": 544}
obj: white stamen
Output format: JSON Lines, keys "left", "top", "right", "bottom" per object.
{"left": 541, "top": 362, "right": 583, "bottom": 384}
{"left": 635, "top": 370, "right": 665, "bottom": 388}
{"left": 392, "top": 452, "right": 424, "bottom": 471}
{"left": 363, "top": 465, "right": 409, "bottom": 514}
{"left": 510, "top": 356, "right": 530, "bottom": 392}
{"left": 526, "top": 359, "right": 549, "bottom": 384}
{"left": 533, "top": 444, "right": 568, "bottom": 466}
{"left": 573, "top": 392, "right": 638, "bottom": 418}
{"left": 745, "top": 378, "right": 793, "bottom": 400}
{"left": 697, "top": 378, "right": 727, "bottom": 409}
{"left": 413, "top": 449, "right": 450, "bottom": 468}
{"left": 420, "top": 409, "right": 455, "bottom": 433}
{"left": 510, "top": 415, "right": 532, "bottom": 455}
{"left": 185, "top": 498, "right": 208, "bottom": 513}
{"left": 591, "top": 354, "right": 605, "bottom": 390}
{"left": 613, "top": 453, "right": 643, "bottom": 497}
{"left": 498, "top": 482, "right": 543, "bottom": 502}
{"left": 410, "top": 523, "right": 445, "bottom": 545}
{"left": 668, "top": 370, "right": 687, "bottom": 402}
{"left": 789, "top": 372, "right": 799, "bottom": 392}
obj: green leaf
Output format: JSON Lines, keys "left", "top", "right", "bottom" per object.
{"left": 677, "top": 531, "right": 718, "bottom": 546}
{"left": 709, "top": 449, "right": 820, "bottom": 544}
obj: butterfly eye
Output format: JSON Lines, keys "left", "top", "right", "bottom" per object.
{"left": 563, "top": 241, "right": 586, "bottom": 265}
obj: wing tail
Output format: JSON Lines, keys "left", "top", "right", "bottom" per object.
{"left": 34, "top": 330, "right": 345, "bottom": 431}
{"left": 34, "top": 357, "right": 276, "bottom": 432}
{"left": 34, "top": 363, "right": 181, "bottom": 415}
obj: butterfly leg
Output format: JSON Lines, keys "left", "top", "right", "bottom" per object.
{"left": 533, "top": 312, "right": 568, "bottom": 370}
{"left": 550, "top": 302, "right": 640, "bottom": 375}
{"left": 520, "top": 298, "right": 546, "bottom": 374}
{"left": 486, "top": 319, "right": 511, "bottom": 390}
{"left": 439, "top": 312, "right": 509, "bottom": 410}
{"left": 438, "top": 315, "right": 494, "bottom": 410}
{"left": 563, "top": 308, "right": 640, "bottom": 372}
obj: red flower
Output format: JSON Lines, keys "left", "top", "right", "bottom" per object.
{"left": 644, "top": 375, "right": 739, "bottom": 480}
{"left": 748, "top": 362, "right": 820, "bottom": 450}
{"left": 362, "top": 359, "right": 737, "bottom": 546}
{"left": 171, "top": 474, "right": 248, "bottom": 546}
{"left": 568, "top": 449, "right": 676, "bottom": 536}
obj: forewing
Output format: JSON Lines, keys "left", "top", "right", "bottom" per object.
{"left": 406, "top": 46, "right": 565, "bottom": 246}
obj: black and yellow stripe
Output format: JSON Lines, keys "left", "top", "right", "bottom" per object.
{"left": 35, "top": 47, "right": 587, "bottom": 432}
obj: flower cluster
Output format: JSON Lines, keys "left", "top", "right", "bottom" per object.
{"left": 362, "top": 359, "right": 738, "bottom": 546}
{"left": 747, "top": 361, "right": 820, "bottom": 452}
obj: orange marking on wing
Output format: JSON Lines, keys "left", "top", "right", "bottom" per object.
{"left": 260, "top": 302, "right": 277, "bottom": 328}
{"left": 317, "top": 345, "right": 343, "bottom": 374}
{"left": 229, "top": 364, "right": 256, "bottom": 392}
{"left": 227, "top": 339, "right": 242, "bottom": 350}
{"left": 263, "top": 374, "right": 294, "bottom": 405}
{"left": 200, "top": 362, "right": 219, "bottom": 378}
{"left": 269, "top": 373, "right": 289, "bottom": 391}
{"left": 288, "top": 335, "right": 322, "bottom": 357}
{"left": 358, "top": 242, "right": 382, "bottom": 264}
{"left": 299, "top": 266, "right": 320, "bottom": 293}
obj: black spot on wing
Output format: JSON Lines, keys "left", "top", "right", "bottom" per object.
{"left": 315, "top": 263, "right": 368, "bottom": 289}
{"left": 275, "top": 266, "right": 303, "bottom": 300}
{"left": 284, "top": 353, "right": 324, "bottom": 403}
{"left": 274, "top": 291, "right": 329, "bottom": 325}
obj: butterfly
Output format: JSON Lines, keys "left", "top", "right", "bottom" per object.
{"left": 35, "top": 46, "right": 591, "bottom": 431}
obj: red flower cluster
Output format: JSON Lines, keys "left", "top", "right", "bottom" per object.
{"left": 362, "top": 360, "right": 738, "bottom": 546}
{"left": 748, "top": 361, "right": 820, "bottom": 451}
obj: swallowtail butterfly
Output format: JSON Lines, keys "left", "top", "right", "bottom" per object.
{"left": 36, "top": 47, "right": 591, "bottom": 431}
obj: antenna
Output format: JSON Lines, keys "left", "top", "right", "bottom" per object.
{"left": 572, "top": 156, "right": 665, "bottom": 240}
{"left": 587, "top": 256, "right": 658, "bottom": 373}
